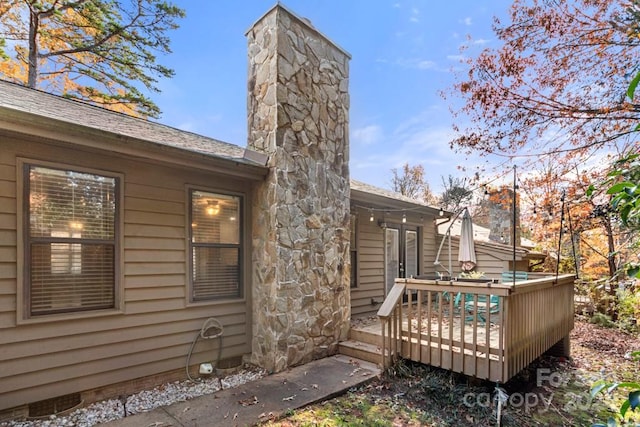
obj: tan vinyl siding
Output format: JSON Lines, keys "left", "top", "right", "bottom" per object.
{"left": 475, "top": 252, "right": 509, "bottom": 279}
{"left": 437, "top": 239, "right": 511, "bottom": 279}
{"left": 350, "top": 208, "right": 385, "bottom": 316}
{"left": 0, "top": 136, "right": 253, "bottom": 411}
{"left": 349, "top": 207, "right": 439, "bottom": 317}
{"left": 0, "top": 158, "right": 16, "bottom": 331}
{"left": 422, "top": 219, "right": 438, "bottom": 276}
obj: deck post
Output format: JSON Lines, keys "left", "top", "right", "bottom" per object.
{"left": 545, "top": 335, "right": 571, "bottom": 358}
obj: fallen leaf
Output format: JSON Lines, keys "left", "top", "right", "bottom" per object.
{"left": 282, "top": 394, "right": 296, "bottom": 401}
{"left": 259, "top": 411, "right": 274, "bottom": 418}
{"left": 238, "top": 395, "right": 259, "bottom": 406}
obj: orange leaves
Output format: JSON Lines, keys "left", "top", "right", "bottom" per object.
{"left": 443, "top": 0, "right": 639, "bottom": 161}
{"left": 390, "top": 163, "right": 438, "bottom": 205}
{"left": 0, "top": 0, "right": 184, "bottom": 118}
{"left": 0, "top": 57, "right": 26, "bottom": 83}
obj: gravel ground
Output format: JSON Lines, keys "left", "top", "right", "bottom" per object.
{"left": 1, "top": 366, "right": 267, "bottom": 427}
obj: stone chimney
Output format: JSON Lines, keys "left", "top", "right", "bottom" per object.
{"left": 246, "top": 5, "right": 351, "bottom": 372}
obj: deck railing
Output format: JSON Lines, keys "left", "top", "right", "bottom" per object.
{"left": 377, "top": 274, "right": 575, "bottom": 383}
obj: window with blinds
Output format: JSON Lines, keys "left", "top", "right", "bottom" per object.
{"left": 26, "top": 165, "right": 118, "bottom": 316}
{"left": 190, "top": 190, "right": 241, "bottom": 301}
{"left": 350, "top": 214, "right": 357, "bottom": 288}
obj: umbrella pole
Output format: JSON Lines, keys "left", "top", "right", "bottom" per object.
{"left": 512, "top": 166, "right": 517, "bottom": 286}
{"left": 434, "top": 208, "right": 466, "bottom": 278}
{"left": 448, "top": 230, "right": 452, "bottom": 279}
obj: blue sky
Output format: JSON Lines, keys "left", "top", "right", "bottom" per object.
{"left": 153, "top": 1, "right": 514, "bottom": 192}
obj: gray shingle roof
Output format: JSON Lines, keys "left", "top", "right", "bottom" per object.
{"left": 0, "top": 81, "right": 447, "bottom": 213}
{"left": 350, "top": 179, "right": 442, "bottom": 210}
{"left": 0, "top": 79, "right": 262, "bottom": 166}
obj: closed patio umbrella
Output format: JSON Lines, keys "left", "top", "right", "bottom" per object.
{"left": 458, "top": 208, "right": 477, "bottom": 272}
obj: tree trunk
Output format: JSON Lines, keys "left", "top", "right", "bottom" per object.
{"left": 27, "top": 9, "right": 38, "bottom": 88}
{"left": 603, "top": 215, "right": 618, "bottom": 294}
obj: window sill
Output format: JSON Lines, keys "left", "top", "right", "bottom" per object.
{"left": 17, "top": 307, "right": 124, "bottom": 325}
{"left": 185, "top": 296, "right": 246, "bottom": 308}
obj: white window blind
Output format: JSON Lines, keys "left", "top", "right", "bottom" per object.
{"left": 190, "top": 191, "right": 241, "bottom": 300}
{"left": 27, "top": 165, "right": 117, "bottom": 316}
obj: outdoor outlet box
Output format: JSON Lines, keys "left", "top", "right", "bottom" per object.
{"left": 199, "top": 363, "right": 213, "bottom": 375}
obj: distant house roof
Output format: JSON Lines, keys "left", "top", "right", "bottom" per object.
{"left": 438, "top": 219, "right": 546, "bottom": 261}
{"left": 438, "top": 217, "right": 491, "bottom": 242}
{"left": 0, "top": 79, "right": 268, "bottom": 170}
{"left": 350, "top": 179, "right": 444, "bottom": 217}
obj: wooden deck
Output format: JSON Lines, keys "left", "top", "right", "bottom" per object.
{"left": 374, "top": 274, "right": 575, "bottom": 383}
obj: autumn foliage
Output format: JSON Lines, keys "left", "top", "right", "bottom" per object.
{"left": 0, "top": 0, "right": 184, "bottom": 118}
{"left": 449, "top": 0, "right": 639, "bottom": 159}
{"left": 444, "top": 0, "right": 640, "bottom": 281}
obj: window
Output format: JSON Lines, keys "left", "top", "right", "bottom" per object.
{"left": 25, "top": 164, "right": 118, "bottom": 316}
{"left": 405, "top": 230, "right": 418, "bottom": 278}
{"left": 189, "top": 190, "right": 242, "bottom": 301}
{"left": 350, "top": 214, "right": 357, "bottom": 288}
{"left": 384, "top": 228, "right": 399, "bottom": 294}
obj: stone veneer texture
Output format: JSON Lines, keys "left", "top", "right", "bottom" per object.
{"left": 247, "top": 5, "right": 351, "bottom": 372}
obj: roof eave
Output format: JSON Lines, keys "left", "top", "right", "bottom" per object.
{"left": 0, "top": 107, "right": 269, "bottom": 180}
{"left": 350, "top": 188, "right": 443, "bottom": 218}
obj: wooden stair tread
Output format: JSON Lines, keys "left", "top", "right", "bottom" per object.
{"left": 339, "top": 340, "right": 382, "bottom": 354}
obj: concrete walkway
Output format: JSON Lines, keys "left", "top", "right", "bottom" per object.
{"left": 100, "top": 355, "right": 381, "bottom": 427}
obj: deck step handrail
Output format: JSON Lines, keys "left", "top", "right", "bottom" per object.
{"left": 376, "top": 281, "right": 406, "bottom": 367}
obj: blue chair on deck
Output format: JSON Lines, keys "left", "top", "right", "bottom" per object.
{"left": 454, "top": 292, "right": 500, "bottom": 324}
{"left": 501, "top": 271, "right": 528, "bottom": 283}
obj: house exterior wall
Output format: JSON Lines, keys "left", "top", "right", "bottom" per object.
{"left": 350, "top": 211, "right": 384, "bottom": 316}
{"left": 422, "top": 219, "right": 439, "bottom": 278}
{"left": 434, "top": 238, "right": 519, "bottom": 280}
{"left": 0, "top": 136, "right": 254, "bottom": 411}
{"left": 247, "top": 5, "right": 351, "bottom": 372}
{"left": 350, "top": 206, "right": 439, "bottom": 317}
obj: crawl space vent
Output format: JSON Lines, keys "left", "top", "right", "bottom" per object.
{"left": 28, "top": 393, "right": 81, "bottom": 418}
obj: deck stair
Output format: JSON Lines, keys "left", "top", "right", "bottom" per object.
{"left": 338, "top": 322, "right": 385, "bottom": 365}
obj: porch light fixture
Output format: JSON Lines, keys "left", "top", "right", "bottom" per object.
{"left": 438, "top": 208, "right": 444, "bottom": 217}
{"left": 369, "top": 210, "right": 374, "bottom": 222}
{"left": 402, "top": 212, "right": 407, "bottom": 223}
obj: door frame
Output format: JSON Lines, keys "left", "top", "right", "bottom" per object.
{"left": 384, "top": 223, "right": 421, "bottom": 295}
